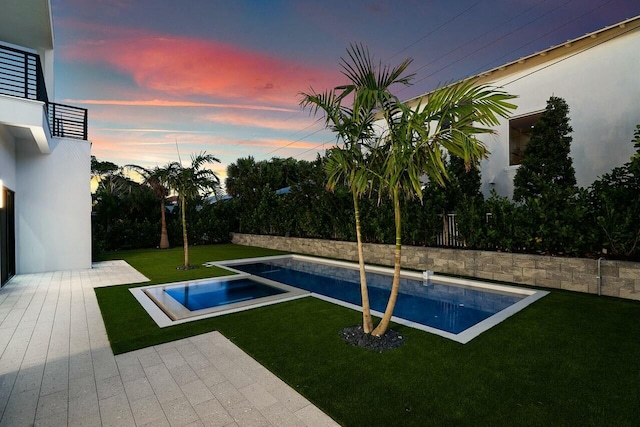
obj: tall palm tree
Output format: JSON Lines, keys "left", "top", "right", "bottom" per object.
{"left": 300, "top": 44, "right": 413, "bottom": 334}
{"left": 369, "top": 80, "right": 517, "bottom": 336}
{"left": 167, "top": 152, "right": 221, "bottom": 269}
{"left": 125, "top": 163, "right": 176, "bottom": 249}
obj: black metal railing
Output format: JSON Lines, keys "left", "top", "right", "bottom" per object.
{"left": 1, "top": 43, "right": 88, "bottom": 140}
{"left": 48, "top": 102, "right": 88, "bottom": 140}
{"left": 0, "top": 43, "right": 48, "bottom": 102}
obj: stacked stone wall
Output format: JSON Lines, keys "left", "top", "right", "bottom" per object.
{"left": 231, "top": 233, "right": 640, "bottom": 300}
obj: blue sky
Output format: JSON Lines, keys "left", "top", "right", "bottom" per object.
{"left": 50, "top": 0, "right": 639, "bottom": 182}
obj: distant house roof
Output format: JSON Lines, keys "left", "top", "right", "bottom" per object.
{"left": 275, "top": 186, "right": 291, "bottom": 195}
{"left": 205, "top": 194, "right": 233, "bottom": 204}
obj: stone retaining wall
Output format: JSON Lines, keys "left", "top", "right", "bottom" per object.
{"left": 231, "top": 233, "right": 640, "bottom": 301}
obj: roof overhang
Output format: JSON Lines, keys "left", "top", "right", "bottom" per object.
{"left": 0, "top": 0, "right": 54, "bottom": 52}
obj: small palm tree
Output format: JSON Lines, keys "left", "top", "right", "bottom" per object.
{"left": 167, "top": 152, "right": 221, "bottom": 269}
{"left": 370, "top": 80, "right": 517, "bottom": 336}
{"left": 125, "top": 163, "right": 177, "bottom": 249}
{"left": 300, "top": 44, "right": 413, "bottom": 334}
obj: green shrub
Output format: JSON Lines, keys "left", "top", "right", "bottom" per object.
{"left": 588, "top": 125, "right": 640, "bottom": 259}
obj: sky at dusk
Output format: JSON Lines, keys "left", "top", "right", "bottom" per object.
{"left": 50, "top": 0, "right": 639, "bottom": 185}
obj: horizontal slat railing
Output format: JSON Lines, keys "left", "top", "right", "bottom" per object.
{"left": 0, "top": 44, "right": 47, "bottom": 102}
{"left": 48, "top": 102, "right": 88, "bottom": 140}
{"left": 1, "top": 44, "right": 88, "bottom": 140}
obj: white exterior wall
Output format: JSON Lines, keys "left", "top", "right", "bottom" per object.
{"left": 478, "top": 28, "right": 640, "bottom": 198}
{"left": 15, "top": 137, "right": 92, "bottom": 273}
{"left": 41, "top": 48, "right": 54, "bottom": 100}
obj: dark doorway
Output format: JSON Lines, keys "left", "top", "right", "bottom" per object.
{"left": 1, "top": 187, "right": 16, "bottom": 286}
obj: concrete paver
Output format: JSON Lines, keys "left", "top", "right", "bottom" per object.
{"left": 0, "top": 261, "right": 339, "bottom": 426}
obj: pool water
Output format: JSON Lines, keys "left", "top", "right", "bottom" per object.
{"left": 231, "top": 258, "right": 524, "bottom": 334}
{"left": 165, "top": 278, "right": 286, "bottom": 311}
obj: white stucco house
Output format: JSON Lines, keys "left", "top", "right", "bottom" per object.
{"left": 0, "top": 0, "right": 92, "bottom": 285}
{"left": 406, "top": 15, "right": 640, "bottom": 199}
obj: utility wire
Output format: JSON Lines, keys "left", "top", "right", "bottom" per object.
{"left": 501, "top": 25, "right": 636, "bottom": 87}
{"left": 465, "top": 0, "right": 616, "bottom": 78}
{"left": 410, "top": 0, "right": 549, "bottom": 77}
{"left": 284, "top": 0, "right": 564, "bottom": 161}
{"left": 385, "top": 0, "right": 486, "bottom": 62}
{"left": 405, "top": 0, "right": 577, "bottom": 93}
{"left": 265, "top": 125, "right": 329, "bottom": 156}
{"left": 255, "top": 1, "right": 489, "bottom": 161}
{"left": 260, "top": 0, "right": 624, "bottom": 163}
{"left": 256, "top": 1, "right": 488, "bottom": 160}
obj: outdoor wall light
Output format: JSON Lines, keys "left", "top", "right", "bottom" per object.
{"left": 0, "top": 179, "right": 4, "bottom": 209}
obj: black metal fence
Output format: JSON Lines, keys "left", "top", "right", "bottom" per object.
{"left": 48, "top": 102, "right": 88, "bottom": 140}
{"left": 1, "top": 44, "right": 87, "bottom": 140}
{"left": 436, "top": 213, "right": 463, "bottom": 247}
{"left": 0, "top": 44, "right": 48, "bottom": 102}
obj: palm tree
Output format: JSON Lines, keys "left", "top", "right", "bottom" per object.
{"left": 369, "top": 80, "right": 517, "bottom": 336}
{"left": 166, "top": 152, "right": 221, "bottom": 269}
{"left": 125, "top": 163, "right": 176, "bottom": 249}
{"left": 299, "top": 44, "right": 413, "bottom": 334}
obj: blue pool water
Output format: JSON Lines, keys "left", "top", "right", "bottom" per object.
{"left": 231, "top": 258, "right": 524, "bottom": 334}
{"left": 165, "top": 278, "right": 286, "bottom": 311}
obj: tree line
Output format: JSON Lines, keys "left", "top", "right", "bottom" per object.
{"left": 92, "top": 113, "right": 640, "bottom": 265}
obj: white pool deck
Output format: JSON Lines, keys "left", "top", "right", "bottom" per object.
{"left": 0, "top": 260, "right": 339, "bottom": 427}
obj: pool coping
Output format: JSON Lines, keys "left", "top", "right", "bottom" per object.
{"left": 130, "top": 273, "right": 309, "bottom": 328}
{"left": 132, "top": 254, "right": 548, "bottom": 343}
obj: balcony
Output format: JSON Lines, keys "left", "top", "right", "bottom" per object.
{"left": 0, "top": 43, "right": 87, "bottom": 140}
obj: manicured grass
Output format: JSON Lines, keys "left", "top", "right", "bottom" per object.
{"left": 95, "top": 244, "right": 640, "bottom": 427}
{"left": 96, "top": 243, "right": 287, "bottom": 284}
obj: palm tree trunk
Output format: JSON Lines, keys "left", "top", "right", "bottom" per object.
{"left": 181, "top": 196, "right": 189, "bottom": 268}
{"left": 159, "top": 200, "right": 170, "bottom": 249}
{"left": 353, "top": 194, "right": 373, "bottom": 333}
{"left": 372, "top": 186, "right": 402, "bottom": 337}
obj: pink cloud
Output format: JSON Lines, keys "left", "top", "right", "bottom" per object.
{"left": 64, "top": 26, "right": 342, "bottom": 108}
{"left": 63, "top": 98, "right": 298, "bottom": 113}
{"left": 202, "top": 111, "right": 321, "bottom": 132}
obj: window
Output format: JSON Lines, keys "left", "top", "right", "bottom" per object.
{"left": 509, "top": 112, "right": 543, "bottom": 165}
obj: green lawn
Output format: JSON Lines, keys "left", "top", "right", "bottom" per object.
{"left": 95, "top": 244, "right": 640, "bottom": 427}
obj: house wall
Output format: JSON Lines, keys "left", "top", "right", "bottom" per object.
{"left": 15, "top": 137, "right": 91, "bottom": 273}
{"left": 478, "top": 27, "right": 640, "bottom": 198}
{"left": 231, "top": 233, "right": 640, "bottom": 301}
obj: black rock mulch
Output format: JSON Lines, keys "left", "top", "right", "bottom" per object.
{"left": 175, "top": 265, "right": 200, "bottom": 271}
{"left": 339, "top": 325, "right": 405, "bottom": 352}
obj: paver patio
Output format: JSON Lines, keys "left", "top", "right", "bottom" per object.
{"left": 0, "top": 261, "right": 338, "bottom": 427}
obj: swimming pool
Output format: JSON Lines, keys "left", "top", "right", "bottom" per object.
{"left": 227, "top": 258, "right": 520, "bottom": 334}
{"left": 131, "top": 274, "right": 308, "bottom": 326}
{"left": 215, "top": 255, "right": 548, "bottom": 343}
{"left": 132, "top": 254, "right": 547, "bottom": 343}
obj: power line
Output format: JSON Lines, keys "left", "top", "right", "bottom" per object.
{"left": 296, "top": 139, "right": 341, "bottom": 159}
{"left": 229, "top": 116, "right": 324, "bottom": 149}
{"left": 501, "top": 24, "right": 636, "bottom": 87}
{"left": 283, "top": 1, "right": 563, "bottom": 162}
{"left": 410, "top": 0, "right": 549, "bottom": 77}
{"left": 464, "top": 0, "right": 617, "bottom": 78}
{"left": 405, "top": 0, "right": 576, "bottom": 93}
{"left": 264, "top": 0, "right": 627, "bottom": 164}
{"left": 260, "top": 1, "right": 489, "bottom": 161}
{"left": 385, "top": 0, "right": 486, "bottom": 62}
{"left": 264, "top": 125, "right": 329, "bottom": 156}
